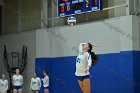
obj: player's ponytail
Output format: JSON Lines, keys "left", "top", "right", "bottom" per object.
{"left": 88, "top": 43, "right": 99, "bottom": 66}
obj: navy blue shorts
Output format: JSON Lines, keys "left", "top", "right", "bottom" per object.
{"left": 32, "top": 90, "right": 40, "bottom": 92}
{"left": 13, "top": 86, "right": 22, "bottom": 90}
{"left": 76, "top": 75, "right": 90, "bottom": 81}
{"left": 44, "top": 86, "right": 49, "bottom": 90}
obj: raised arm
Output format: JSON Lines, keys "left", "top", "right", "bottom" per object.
{"left": 79, "top": 43, "right": 86, "bottom": 54}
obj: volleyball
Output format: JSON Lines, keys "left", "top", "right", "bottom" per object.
{"left": 67, "top": 16, "right": 76, "bottom": 26}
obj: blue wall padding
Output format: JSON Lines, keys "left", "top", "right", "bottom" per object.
{"left": 119, "top": 51, "right": 134, "bottom": 93}
{"left": 35, "top": 58, "right": 52, "bottom": 93}
{"left": 35, "top": 51, "right": 140, "bottom": 93}
{"left": 133, "top": 51, "right": 140, "bottom": 93}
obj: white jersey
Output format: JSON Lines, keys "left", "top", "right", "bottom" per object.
{"left": 0, "top": 79, "right": 8, "bottom": 93}
{"left": 12, "top": 75, "right": 23, "bottom": 86}
{"left": 42, "top": 75, "right": 49, "bottom": 87}
{"left": 75, "top": 43, "right": 92, "bottom": 76}
{"left": 30, "top": 77, "right": 41, "bottom": 91}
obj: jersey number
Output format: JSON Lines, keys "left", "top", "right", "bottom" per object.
{"left": 76, "top": 58, "right": 80, "bottom": 63}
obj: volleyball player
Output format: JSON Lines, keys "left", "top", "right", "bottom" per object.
{"left": 42, "top": 71, "right": 49, "bottom": 93}
{"left": 12, "top": 68, "right": 23, "bottom": 93}
{"left": 30, "top": 73, "right": 41, "bottom": 93}
{"left": 75, "top": 43, "right": 96, "bottom": 93}
{"left": 0, "top": 74, "right": 8, "bottom": 93}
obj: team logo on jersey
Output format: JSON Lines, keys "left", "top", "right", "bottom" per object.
{"left": 16, "top": 79, "right": 20, "bottom": 81}
{"left": 33, "top": 82, "right": 36, "bottom": 84}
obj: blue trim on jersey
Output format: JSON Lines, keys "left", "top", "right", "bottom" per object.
{"left": 13, "top": 86, "right": 22, "bottom": 90}
{"left": 44, "top": 86, "right": 49, "bottom": 90}
{"left": 76, "top": 75, "right": 90, "bottom": 81}
{"left": 88, "top": 53, "right": 91, "bottom": 60}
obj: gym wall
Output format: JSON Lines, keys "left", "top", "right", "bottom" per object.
{"left": 36, "top": 15, "right": 140, "bottom": 93}
{"left": 0, "top": 31, "right": 36, "bottom": 93}
{"left": 0, "top": 15, "right": 139, "bottom": 93}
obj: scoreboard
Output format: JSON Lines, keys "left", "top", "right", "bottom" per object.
{"left": 58, "top": 0, "right": 102, "bottom": 17}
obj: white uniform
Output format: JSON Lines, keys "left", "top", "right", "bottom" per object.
{"left": 12, "top": 75, "right": 23, "bottom": 86}
{"left": 75, "top": 43, "right": 92, "bottom": 76}
{"left": 42, "top": 75, "right": 49, "bottom": 88}
{"left": 0, "top": 79, "right": 8, "bottom": 93}
{"left": 30, "top": 77, "right": 41, "bottom": 91}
